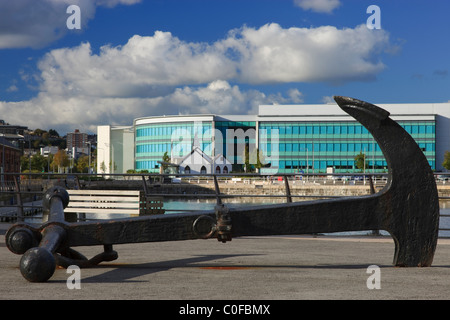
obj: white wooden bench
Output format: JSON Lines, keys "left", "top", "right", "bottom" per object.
{"left": 66, "top": 190, "right": 143, "bottom": 218}
{"left": 65, "top": 190, "right": 165, "bottom": 219}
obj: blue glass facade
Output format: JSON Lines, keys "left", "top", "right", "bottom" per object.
{"left": 259, "top": 120, "right": 436, "bottom": 173}
{"left": 135, "top": 121, "right": 212, "bottom": 172}
{"left": 215, "top": 121, "right": 256, "bottom": 170}
{"left": 133, "top": 116, "right": 436, "bottom": 174}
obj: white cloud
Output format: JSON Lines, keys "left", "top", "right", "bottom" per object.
{"left": 95, "top": 0, "right": 142, "bottom": 8}
{"left": 223, "top": 23, "right": 390, "bottom": 84}
{"left": 287, "top": 89, "right": 304, "bottom": 103}
{"left": 36, "top": 23, "right": 392, "bottom": 97}
{"left": 321, "top": 95, "right": 335, "bottom": 104}
{"left": 37, "top": 33, "right": 237, "bottom": 97}
{"left": 6, "top": 85, "right": 18, "bottom": 92}
{"left": 1, "top": 22, "right": 395, "bottom": 133}
{"left": 294, "top": 0, "right": 341, "bottom": 14}
{"left": 0, "top": 80, "right": 303, "bottom": 134}
{"left": 0, "top": 0, "right": 141, "bottom": 49}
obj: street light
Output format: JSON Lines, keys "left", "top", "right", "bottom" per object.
{"left": 87, "top": 141, "right": 91, "bottom": 174}
{"left": 0, "top": 134, "right": 4, "bottom": 187}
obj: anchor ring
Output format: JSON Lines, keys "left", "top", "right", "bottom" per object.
{"left": 193, "top": 215, "right": 216, "bottom": 239}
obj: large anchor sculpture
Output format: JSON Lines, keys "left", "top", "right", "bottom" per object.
{"left": 5, "top": 97, "right": 439, "bottom": 282}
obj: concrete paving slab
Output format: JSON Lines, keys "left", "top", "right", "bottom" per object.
{"left": 1, "top": 222, "right": 450, "bottom": 301}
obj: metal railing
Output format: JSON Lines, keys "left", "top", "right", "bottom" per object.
{"left": 0, "top": 172, "right": 449, "bottom": 237}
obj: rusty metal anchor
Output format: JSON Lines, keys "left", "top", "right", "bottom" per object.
{"left": 5, "top": 96, "right": 439, "bottom": 282}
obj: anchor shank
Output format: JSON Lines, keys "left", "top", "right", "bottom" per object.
{"left": 59, "top": 195, "right": 381, "bottom": 247}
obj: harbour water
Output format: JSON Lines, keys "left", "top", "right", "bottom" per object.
{"left": 162, "top": 198, "right": 450, "bottom": 238}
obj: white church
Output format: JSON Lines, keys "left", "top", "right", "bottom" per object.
{"left": 171, "top": 136, "right": 232, "bottom": 175}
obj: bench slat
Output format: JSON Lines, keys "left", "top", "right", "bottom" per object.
{"left": 68, "top": 203, "right": 140, "bottom": 209}
{"left": 69, "top": 195, "right": 140, "bottom": 202}
{"left": 64, "top": 189, "right": 163, "bottom": 216}
{"left": 65, "top": 208, "right": 140, "bottom": 214}
{"left": 68, "top": 190, "right": 140, "bottom": 195}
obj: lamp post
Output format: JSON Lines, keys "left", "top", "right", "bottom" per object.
{"left": 87, "top": 141, "right": 91, "bottom": 174}
{"left": 0, "top": 134, "right": 4, "bottom": 187}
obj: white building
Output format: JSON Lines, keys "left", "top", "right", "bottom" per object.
{"left": 97, "top": 100, "right": 450, "bottom": 174}
{"left": 174, "top": 146, "right": 232, "bottom": 174}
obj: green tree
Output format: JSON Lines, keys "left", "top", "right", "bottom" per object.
{"left": 75, "top": 155, "right": 90, "bottom": 173}
{"left": 443, "top": 151, "right": 450, "bottom": 170}
{"left": 51, "top": 150, "right": 69, "bottom": 172}
{"left": 161, "top": 151, "right": 170, "bottom": 171}
{"left": 20, "top": 155, "right": 30, "bottom": 172}
{"left": 31, "top": 154, "right": 47, "bottom": 172}
{"left": 354, "top": 152, "right": 368, "bottom": 172}
{"left": 250, "top": 148, "right": 265, "bottom": 170}
{"left": 100, "top": 161, "right": 107, "bottom": 173}
{"left": 48, "top": 129, "right": 60, "bottom": 137}
{"left": 20, "top": 154, "right": 49, "bottom": 172}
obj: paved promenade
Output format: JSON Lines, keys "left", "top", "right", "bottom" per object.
{"left": 1, "top": 222, "right": 450, "bottom": 301}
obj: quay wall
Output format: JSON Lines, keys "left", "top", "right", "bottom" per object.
{"left": 80, "top": 179, "right": 450, "bottom": 199}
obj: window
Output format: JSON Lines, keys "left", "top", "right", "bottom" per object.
{"left": 313, "top": 143, "right": 319, "bottom": 152}
{"left": 320, "top": 144, "right": 326, "bottom": 152}
{"left": 185, "top": 166, "right": 190, "bottom": 174}
{"left": 200, "top": 166, "right": 207, "bottom": 174}
{"left": 299, "top": 143, "right": 305, "bottom": 152}
{"left": 404, "top": 125, "right": 411, "bottom": 133}
{"left": 334, "top": 143, "right": 340, "bottom": 152}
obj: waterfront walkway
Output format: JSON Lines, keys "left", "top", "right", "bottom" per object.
{"left": 1, "top": 222, "right": 450, "bottom": 300}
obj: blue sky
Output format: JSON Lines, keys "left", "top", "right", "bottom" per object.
{"left": 0, "top": 0, "right": 449, "bottom": 134}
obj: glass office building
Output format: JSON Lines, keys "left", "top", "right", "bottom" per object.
{"left": 134, "top": 115, "right": 214, "bottom": 172}
{"left": 97, "top": 102, "right": 449, "bottom": 174}
{"left": 259, "top": 119, "right": 436, "bottom": 174}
